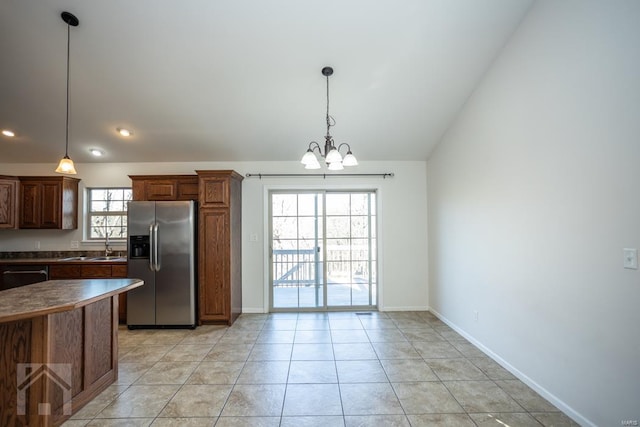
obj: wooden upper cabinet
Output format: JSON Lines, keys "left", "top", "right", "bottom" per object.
{"left": 0, "top": 176, "right": 19, "bottom": 229}
{"left": 18, "top": 176, "right": 80, "bottom": 229}
{"left": 129, "top": 175, "right": 199, "bottom": 201}
{"left": 197, "top": 170, "right": 243, "bottom": 208}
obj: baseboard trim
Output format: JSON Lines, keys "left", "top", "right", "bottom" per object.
{"left": 241, "top": 307, "right": 268, "bottom": 314}
{"left": 428, "top": 307, "right": 595, "bottom": 427}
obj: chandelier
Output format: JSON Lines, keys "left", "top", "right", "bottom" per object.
{"left": 300, "top": 66, "right": 358, "bottom": 170}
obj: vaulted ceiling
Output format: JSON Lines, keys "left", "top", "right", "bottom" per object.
{"left": 0, "top": 0, "right": 533, "bottom": 164}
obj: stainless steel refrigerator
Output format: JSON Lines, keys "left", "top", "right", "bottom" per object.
{"left": 126, "top": 200, "right": 197, "bottom": 328}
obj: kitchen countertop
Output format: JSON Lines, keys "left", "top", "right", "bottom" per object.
{"left": 0, "top": 257, "right": 127, "bottom": 264}
{"left": 0, "top": 278, "right": 143, "bottom": 323}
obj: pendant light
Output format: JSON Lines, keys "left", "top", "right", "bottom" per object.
{"left": 55, "top": 12, "right": 79, "bottom": 175}
{"left": 301, "top": 66, "right": 358, "bottom": 170}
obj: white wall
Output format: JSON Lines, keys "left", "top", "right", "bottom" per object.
{"left": 427, "top": 1, "right": 640, "bottom": 426}
{"left": 0, "top": 160, "right": 428, "bottom": 312}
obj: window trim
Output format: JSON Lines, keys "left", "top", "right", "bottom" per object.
{"left": 85, "top": 187, "right": 132, "bottom": 242}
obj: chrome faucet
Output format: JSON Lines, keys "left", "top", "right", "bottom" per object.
{"left": 105, "top": 232, "right": 113, "bottom": 257}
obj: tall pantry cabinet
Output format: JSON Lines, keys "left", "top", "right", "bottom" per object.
{"left": 196, "top": 170, "right": 243, "bottom": 325}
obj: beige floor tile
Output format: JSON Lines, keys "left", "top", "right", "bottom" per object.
{"left": 159, "top": 384, "right": 232, "bottom": 417}
{"left": 392, "top": 382, "right": 464, "bottom": 414}
{"left": 161, "top": 345, "right": 214, "bottom": 362}
{"left": 331, "top": 329, "right": 370, "bottom": 343}
{"left": 407, "top": 413, "right": 476, "bottom": 426}
{"left": 495, "top": 379, "right": 559, "bottom": 412}
{"left": 134, "top": 361, "right": 198, "bottom": 385}
{"left": 400, "top": 328, "right": 444, "bottom": 342}
{"left": 116, "top": 362, "right": 155, "bottom": 385}
{"left": 204, "top": 344, "right": 253, "bottom": 362}
{"left": 248, "top": 344, "right": 293, "bottom": 361}
{"left": 263, "top": 319, "right": 298, "bottom": 330}
{"left": 468, "top": 357, "right": 516, "bottom": 380}
{"left": 150, "top": 418, "right": 216, "bottom": 427}
{"left": 281, "top": 415, "right": 345, "bottom": 427}
{"left": 371, "top": 341, "right": 421, "bottom": 359}
{"left": 237, "top": 361, "right": 290, "bottom": 384}
{"left": 411, "top": 341, "right": 463, "bottom": 359}
{"left": 358, "top": 318, "right": 399, "bottom": 330}
{"left": 118, "top": 345, "right": 174, "bottom": 363}
{"left": 392, "top": 319, "right": 431, "bottom": 329}
{"left": 380, "top": 359, "right": 439, "bottom": 382}
{"left": 296, "top": 319, "right": 331, "bottom": 330}
{"left": 283, "top": 384, "right": 343, "bottom": 416}
{"left": 71, "top": 385, "right": 128, "bottom": 419}
{"left": 61, "top": 420, "right": 90, "bottom": 427}
{"left": 257, "top": 329, "right": 296, "bottom": 343}
{"left": 291, "top": 343, "right": 335, "bottom": 360}
{"left": 95, "top": 384, "right": 179, "bottom": 418}
{"left": 531, "top": 412, "right": 581, "bottom": 426}
{"left": 294, "top": 330, "right": 333, "bottom": 343}
{"left": 329, "top": 319, "right": 364, "bottom": 330}
{"left": 449, "top": 339, "right": 487, "bottom": 358}
{"left": 86, "top": 419, "right": 153, "bottom": 427}
{"left": 336, "top": 360, "right": 388, "bottom": 383}
{"left": 365, "top": 329, "right": 408, "bottom": 343}
{"left": 425, "top": 358, "right": 488, "bottom": 381}
{"left": 340, "top": 383, "right": 403, "bottom": 415}
{"left": 444, "top": 380, "right": 524, "bottom": 413}
{"left": 221, "top": 384, "right": 286, "bottom": 416}
{"left": 179, "top": 327, "right": 226, "bottom": 345}
{"left": 289, "top": 361, "right": 338, "bottom": 383}
{"left": 217, "top": 330, "right": 260, "bottom": 344}
{"left": 214, "top": 417, "right": 281, "bottom": 427}
{"left": 345, "top": 415, "right": 410, "bottom": 426}
{"left": 139, "top": 330, "right": 189, "bottom": 345}
{"left": 469, "top": 412, "right": 545, "bottom": 427}
{"left": 333, "top": 343, "right": 377, "bottom": 360}
{"left": 188, "top": 361, "right": 245, "bottom": 384}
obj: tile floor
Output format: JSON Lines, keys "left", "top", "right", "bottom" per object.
{"left": 63, "top": 311, "right": 580, "bottom": 426}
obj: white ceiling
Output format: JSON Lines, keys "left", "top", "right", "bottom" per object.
{"left": 0, "top": 0, "right": 533, "bottom": 164}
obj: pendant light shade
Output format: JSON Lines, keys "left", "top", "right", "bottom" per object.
{"left": 301, "top": 66, "right": 358, "bottom": 170}
{"left": 55, "top": 12, "right": 79, "bottom": 175}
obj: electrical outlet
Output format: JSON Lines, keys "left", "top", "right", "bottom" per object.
{"left": 35, "top": 241, "right": 41, "bottom": 249}
{"left": 250, "top": 234, "right": 258, "bottom": 242}
{"left": 474, "top": 310, "right": 479, "bottom": 322}
{"left": 623, "top": 248, "right": 638, "bottom": 269}
{"left": 70, "top": 241, "right": 79, "bottom": 249}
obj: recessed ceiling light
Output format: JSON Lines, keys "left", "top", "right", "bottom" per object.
{"left": 116, "top": 128, "right": 133, "bottom": 137}
{"left": 89, "top": 148, "right": 104, "bottom": 157}
{"left": 2, "top": 129, "right": 16, "bottom": 137}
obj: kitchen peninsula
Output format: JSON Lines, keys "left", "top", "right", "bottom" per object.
{"left": 0, "top": 278, "right": 143, "bottom": 427}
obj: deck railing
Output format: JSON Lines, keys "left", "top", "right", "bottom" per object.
{"left": 273, "top": 249, "right": 318, "bottom": 287}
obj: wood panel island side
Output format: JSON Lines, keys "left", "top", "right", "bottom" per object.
{"left": 0, "top": 278, "right": 143, "bottom": 427}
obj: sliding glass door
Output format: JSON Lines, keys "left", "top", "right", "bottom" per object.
{"left": 270, "top": 190, "right": 377, "bottom": 311}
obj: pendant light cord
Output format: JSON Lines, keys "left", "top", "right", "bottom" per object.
{"left": 65, "top": 23, "right": 70, "bottom": 157}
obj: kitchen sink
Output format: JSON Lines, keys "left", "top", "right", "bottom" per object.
{"left": 58, "top": 256, "right": 91, "bottom": 261}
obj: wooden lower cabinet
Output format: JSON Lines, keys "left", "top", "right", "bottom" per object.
{"left": 49, "top": 263, "right": 128, "bottom": 323}
{"left": 0, "top": 297, "right": 117, "bottom": 427}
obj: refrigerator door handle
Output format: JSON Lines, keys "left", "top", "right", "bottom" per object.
{"left": 154, "top": 223, "right": 161, "bottom": 271}
{"left": 149, "top": 223, "right": 156, "bottom": 271}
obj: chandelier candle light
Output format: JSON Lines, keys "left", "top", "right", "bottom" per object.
{"left": 55, "top": 11, "right": 79, "bottom": 175}
{"left": 301, "top": 67, "right": 358, "bottom": 170}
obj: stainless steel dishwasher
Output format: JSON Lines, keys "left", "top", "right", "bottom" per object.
{"left": 0, "top": 265, "right": 49, "bottom": 291}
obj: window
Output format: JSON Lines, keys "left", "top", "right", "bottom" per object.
{"left": 86, "top": 188, "right": 132, "bottom": 240}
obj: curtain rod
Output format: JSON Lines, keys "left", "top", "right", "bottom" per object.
{"left": 245, "top": 173, "right": 394, "bottom": 179}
